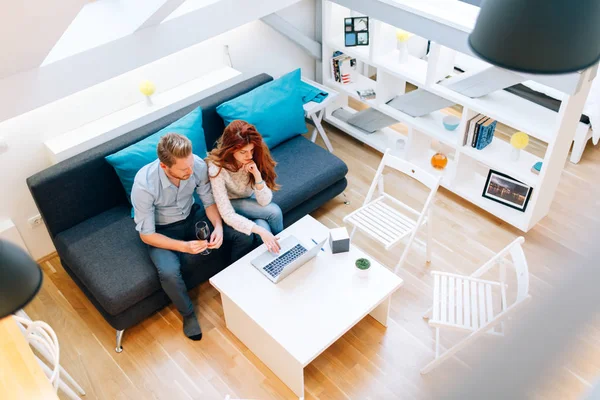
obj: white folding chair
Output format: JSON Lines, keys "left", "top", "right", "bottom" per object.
{"left": 13, "top": 311, "right": 86, "bottom": 399}
{"left": 343, "top": 148, "right": 441, "bottom": 273}
{"left": 420, "top": 237, "right": 531, "bottom": 374}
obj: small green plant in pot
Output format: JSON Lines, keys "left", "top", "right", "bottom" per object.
{"left": 355, "top": 258, "right": 371, "bottom": 277}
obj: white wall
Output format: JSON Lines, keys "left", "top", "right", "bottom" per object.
{"left": 277, "top": 0, "right": 316, "bottom": 41}
{"left": 0, "top": 0, "right": 316, "bottom": 260}
{"left": 0, "top": 220, "right": 29, "bottom": 253}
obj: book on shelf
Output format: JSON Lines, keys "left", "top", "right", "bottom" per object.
{"left": 330, "top": 52, "right": 356, "bottom": 84}
{"left": 471, "top": 116, "right": 488, "bottom": 147}
{"left": 463, "top": 113, "right": 496, "bottom": 150}
{"left": 472, "top": 116, "right": 488, "bottom": 147}
{"left": 463, "top": 113, "right": 479, "bottom": 146}
{"left": 330, "top": 52, "right": 342, "bottom": 83}
{"left": 465, "top": 114, "right": 484, "bottom": 146}
{"left": 356, "top": 88, "right": 376, "bottom": 100}
{"left": 475, "top": 118, "right": 496, "bottom": 150}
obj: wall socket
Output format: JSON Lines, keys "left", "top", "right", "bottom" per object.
{"left": 28, "top": 214, "right": 44, "bottom": 228}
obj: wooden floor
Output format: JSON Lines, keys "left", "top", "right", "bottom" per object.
{"left": 25, "top": 118, "right": 600, "bottom": 400}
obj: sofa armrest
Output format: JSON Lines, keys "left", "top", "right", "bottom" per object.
{"left": 27, "top": 154, "right": 127, "bottom": 239}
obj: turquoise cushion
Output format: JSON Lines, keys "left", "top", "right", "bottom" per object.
{"left": 105, "top": 106, "right": 207, "bottom": 204}
{"left": 216, "top": 68, "right": 307, "bottom": 149}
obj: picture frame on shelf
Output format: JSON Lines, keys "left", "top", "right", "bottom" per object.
{"left": 482, "top": 169, "right": 533, "bottom": 212}
{"left": 345, "top": 32, "right": 357, "bottom": 46}
{"left": 357, "top": 32, "right": 369, "bottom": 45}
{"left": 344, "top": 16, "right": 369, "bottom": 47}
{"left": 353, "top": 17, "right": 368, "bottom": 32}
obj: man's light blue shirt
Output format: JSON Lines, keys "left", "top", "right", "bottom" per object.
{"left": 131, "top": 155, "right": 215, "bottom": 235}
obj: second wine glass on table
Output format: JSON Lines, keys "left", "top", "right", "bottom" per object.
{"left": 194, "top": 221, "right": 211, "bottom": 255}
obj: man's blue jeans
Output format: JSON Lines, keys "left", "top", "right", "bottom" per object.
{"left": 229, "top": 198, "right": 284, "bottom": 235}
{"left": 147, "top": 205, "right": 254, "bottom": 317}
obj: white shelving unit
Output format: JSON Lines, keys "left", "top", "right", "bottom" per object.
{"left": 430, "top": 83, "right": 558, "bottom": 143}
{"left": 321, "top": 0, "right": 596, "bottom": 232}
{"left": 374, "top": 49, "right": 428, "bottom": 87}
{"left": 326, "top": 74, "right": 377, "bottom": 106}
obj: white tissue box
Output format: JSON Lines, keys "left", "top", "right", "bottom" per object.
{"left": 329, "top": 227, "right": 350, "bottom": 254}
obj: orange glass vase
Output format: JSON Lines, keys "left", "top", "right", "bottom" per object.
{"left": 430, "top": 152, "right": 448, "bottom": 170}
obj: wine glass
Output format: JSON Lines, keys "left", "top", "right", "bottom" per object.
{"left": 194, "top": 221, "right": 211, "bottom": 255}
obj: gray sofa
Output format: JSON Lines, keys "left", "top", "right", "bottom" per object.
{"left": 27, "top": 73, "right": 348, "bottom": 352}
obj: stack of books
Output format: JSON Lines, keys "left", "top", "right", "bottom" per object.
{"left": 331, "top": 51, "right": 357, "bottom": 85}
{"left": 463, "top": 113, "right": 497, "bottom": 150}
{"left": 356, "top": 89, "right": 376, "bottom": 100}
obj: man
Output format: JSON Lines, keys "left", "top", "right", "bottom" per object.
{"left": 131, "top": 133, "right": 254, "bottom": 340}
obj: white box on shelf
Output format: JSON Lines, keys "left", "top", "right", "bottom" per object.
{"left": 329, "top": 227, "right": 350, "bottom": 254}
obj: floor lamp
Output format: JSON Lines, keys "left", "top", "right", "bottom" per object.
{"left": 0, "top": 239, "right": 43, "bottom": 319}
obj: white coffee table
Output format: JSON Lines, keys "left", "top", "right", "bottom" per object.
{"left": 209, "top": 215, "right": 403, "bottom": 398}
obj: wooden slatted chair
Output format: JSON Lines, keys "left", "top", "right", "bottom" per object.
{"left": 14, "top": 310, "right": 86, "bottom": 399}
{"left": 343, "top": 148, "right": 441, "bottom": 273}
{"left": 421, "top": 237, "right": 531, "bottom": 374}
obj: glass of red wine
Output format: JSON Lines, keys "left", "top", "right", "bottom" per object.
{"left": 195, "top": 221, "right": 211, "bottom": 255}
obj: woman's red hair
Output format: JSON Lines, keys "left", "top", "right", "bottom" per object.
{"left": 206, "top": 120, "right": 279, "bottom": 190}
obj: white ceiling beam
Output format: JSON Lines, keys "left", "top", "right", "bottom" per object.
{"left": 261, "top": 13, "right": 322, "bottom": 60}
{"left": 333, "top": 0, "right": 585, "bottom": 95}
{"left": 135, "top": 0, "right": 187, "bottom": 31}
{"left": 0, "top": 0, "right": 302, "bottom": 123}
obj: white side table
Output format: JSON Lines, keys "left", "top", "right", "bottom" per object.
{"left": 301, "top": 78, "right": 338, "bottom": 153}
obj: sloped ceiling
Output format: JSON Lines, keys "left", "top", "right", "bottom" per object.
{"left": 0, "top": 0, "right": 303, "bottom": 122}
{"left": 43, "top": 0, "right": 174, "bottom": 66}
{"left": 0, "top": 0, "right": 87, "bottom": 79}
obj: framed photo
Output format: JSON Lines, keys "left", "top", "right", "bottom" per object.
{"left": 345, "top": 32, "right": 357, "bottom": 46}
{"left": 357, "top": 31, "right": 369, "bottom": 45}
{"left": 344, "top": 16, "right": 369, "bottom": 47}
{"left": 353, "top": 17, "right": 368, "bottom": 31}
{"left": 482, "top": 169, "right": 533, "bottom": 212}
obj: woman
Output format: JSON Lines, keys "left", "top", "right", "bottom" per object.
{"left": 206, "top": 120, "right": 283, "bottom": 254}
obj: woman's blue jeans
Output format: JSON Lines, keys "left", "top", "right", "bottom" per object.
{"left": 229, "top": 198, "right": 284, "bottom": 235}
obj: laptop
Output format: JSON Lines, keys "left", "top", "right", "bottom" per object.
{"left": 251, "top": 235, "right": 327, "bottom": 283}
{"left": 442, "top": 66, "right": 524, "bottom": 98}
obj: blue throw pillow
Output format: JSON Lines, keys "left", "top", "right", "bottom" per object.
{"left": 216, "top": 68, "right": 307, "bottom": 149}
{"left": 105, "top": 106, "right": 208, "bottom": 204}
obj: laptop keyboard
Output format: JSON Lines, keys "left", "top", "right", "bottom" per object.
{"left": 263, "top": 244, "right": 307, "bottom": 278}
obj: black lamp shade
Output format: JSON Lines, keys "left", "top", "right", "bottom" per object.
{"left": 468, "top": 0, "right": 600, "bottom": 74}
{"left": 0, "top": 239, "right": 43, "bottom": 318}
